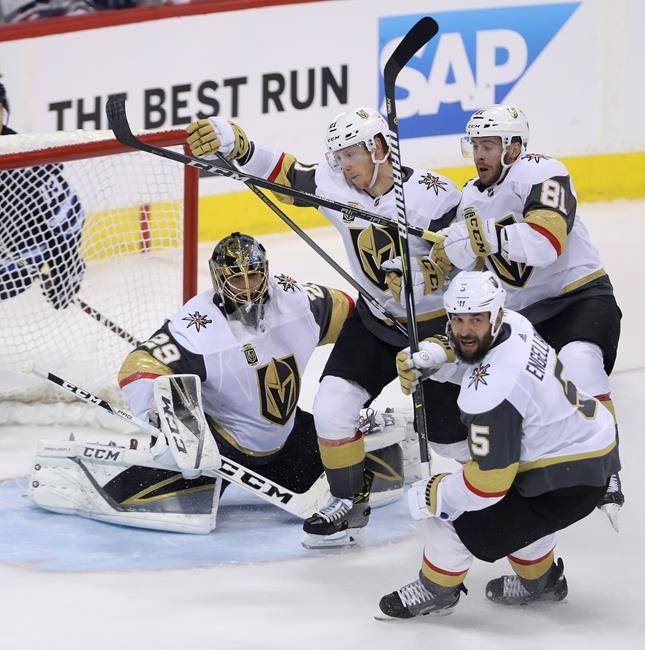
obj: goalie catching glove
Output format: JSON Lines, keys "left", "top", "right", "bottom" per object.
{"left": 186, "top": 117, "right": 250, "bottom": 161}
{"left": 153, "top": 374, "right": 221, "bottom": 479}
{"left": 382, "top": 255, "right": 446, "bottom": 303}
{"left": 396, "top": 335, "right": 455, "bottom": 395}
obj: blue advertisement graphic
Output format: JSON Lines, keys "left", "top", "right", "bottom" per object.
{"left": 378, "top": 3, "right": 580, "bottom": 139}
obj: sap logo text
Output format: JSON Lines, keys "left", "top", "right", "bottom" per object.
{"left": 378, "top": 4, "right": 580, "bottom": 138}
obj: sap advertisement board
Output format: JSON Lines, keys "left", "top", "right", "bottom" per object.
{"left": 1, "top": 0, "right": 643, "bottom": 177}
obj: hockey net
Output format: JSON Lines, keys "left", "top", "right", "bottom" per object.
{"left": 0, "top": 130, "right": 198, "bottom": 427}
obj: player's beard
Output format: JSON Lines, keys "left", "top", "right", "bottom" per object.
{"left": 453, "top": 330, "right": 494, "bottom": 364}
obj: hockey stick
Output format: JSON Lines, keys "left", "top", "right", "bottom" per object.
{"left": 105, "top": 96, "right": 444, "bottom": 245}
{"left": 27, "top": 364, "right": 330, "bottom": 519}
{"left": 1, "top": 247, "right": 141, "bottom": 346}
{"left": 211, "top": 151, "right": 408, "bottom": 336}
{"left": 383, "top": 16, "right": 440, "bottom": 478}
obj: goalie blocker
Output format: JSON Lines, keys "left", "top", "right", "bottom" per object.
{"left": 30, "top": 375, "right": 418, "bottom": 534}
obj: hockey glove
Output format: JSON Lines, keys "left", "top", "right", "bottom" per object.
{"left": 407, "top": 473, "right": 451, "bottom": 520}
{"left": 396, "top": 335, "right": 455, "bottom": 395}
{"left": 40, "top": 240, "right": 85, "bottom": 310}
{"left": 382, "top": 255, "right": 445, "bottom": 304}
{"left": 442, "top": 207, "right": 506, "bottom": 269}
{"left": 186, "top": 117, "right": 250, "bottom": 161}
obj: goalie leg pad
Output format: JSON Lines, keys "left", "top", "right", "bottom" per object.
{"left": 29, "top": 439, "right": 221, "bottom": 534}
{"left": 154, "top": 374, "right": 221, "bottom": 478}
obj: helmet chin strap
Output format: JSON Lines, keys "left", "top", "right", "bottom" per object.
{"left": 367, "top": 148, "right": 390, "bottom": 190}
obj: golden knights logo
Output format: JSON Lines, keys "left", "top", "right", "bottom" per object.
{"left": 488, "top": 215, "right": 534, "bottom": 288}
{"left": 182, "top": 311, "right": 212, "bottom": 332}
{"left": 256, "top": 355, "right": 301, "bottom": 426}
{"left": 349, "top": 225, "right": 398, "bottom": 289}
{"left": 242, "top": 343, "right": 258, "bottom": 366}
{"left": 356, "top": 109, "right": 370, "bottom": 119}
{"left": 468, "top": 363, "right": 491, "bottom": 390}
{"left": 418, "top": 173, "right": 448, "bottom": 196}
{"left": 521, "top": 153, "right": 550, "bottom": 164}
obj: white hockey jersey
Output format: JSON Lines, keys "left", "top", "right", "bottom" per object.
{"left": 118, "top": 276, "right": 352, "bottom": 456}
{"left": 457, "top": 154, "right": 608, "bottom": 314}
{"left": 236, "top": 143, "right": 460, "bottom": 328}
{"left": 430, "top": 310, "right": 619, "bottom": 521}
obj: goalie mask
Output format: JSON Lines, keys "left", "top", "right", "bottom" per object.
{"left": 209, "top": 232, "right": 269, "bottom": 329}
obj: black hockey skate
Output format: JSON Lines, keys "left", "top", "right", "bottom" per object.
{"left": 301, "top": 474, "right": 371, "bottom": 549}
{"left": 485, "top": 558, "right": 568, "bottom": 606}
{"left": 597, "top": 473, "right": 624, "bottom": 532}
{"left": 376, "top": 578, "right": 466, "bottom": 620}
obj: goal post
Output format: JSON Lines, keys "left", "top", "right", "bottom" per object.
{"left": 0, "top": 129, "right": 198, "bottom": 425}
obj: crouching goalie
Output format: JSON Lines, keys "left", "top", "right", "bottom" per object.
{"left": 29, "top": 232, "right": 420, "bottom": 537}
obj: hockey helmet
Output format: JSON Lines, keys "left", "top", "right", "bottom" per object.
{"left": 210, "top": 232, "right": 269, "bottom": 328}
{"left": 443, "top": 271, "right": 506, "bottom": 338}
{"left": 325, "top": 107, "right": 390, "bottom": 167}
{"left": 461, "top": 105, "right": 529, "bottom": 173}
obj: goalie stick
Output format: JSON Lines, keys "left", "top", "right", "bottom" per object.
{"left": 105, "top": 96, "right": 444, "bottom": 245}
{"left": 383, "top": 16, "right": 440, "bottom": 478}
{"left": 27, "top": 364, "right": 330, "bottom": 519}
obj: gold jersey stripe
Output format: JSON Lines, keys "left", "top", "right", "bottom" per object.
{"left": 518, "top": 440, "right": 616, "bottom": 472}
{"left": 508, "top": 550, "right": 555, "bottom": 581}
{"left": 209, "top": 417, "right": 284, "bottom": 457}
{"left": 318, "top": 435, "right": 365, "bottom": 470}
{"left": 319, "top": 288, "right": 354, "bottom": 346}
{"left": 463, "top": 460, "right": 519, "bottom": 497}
{"left": 118, "top": 349, "right": 172, "bottom": 388}
{"left": 525, "top": 209, "right": 567, "bottom": 253}
{"left": 421, "top": 556, "right": 468, "bottom": 588}
{"left": 559, "top": 268, "right": 607, "bottom": 295}
{"left": 268, "top": 152, "right": 298, "bottom": 205}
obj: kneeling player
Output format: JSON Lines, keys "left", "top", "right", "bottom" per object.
{"left": 377, "top": 271, "right": 619, "bottom": 619}
{"left": 30, "top": 232, "right": 411, "bottom": 535}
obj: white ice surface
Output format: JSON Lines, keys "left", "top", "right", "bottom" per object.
{"left": 1, "top": 199, "right": 644, "bottom": 648}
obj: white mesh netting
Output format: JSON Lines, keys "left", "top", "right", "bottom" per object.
{"left": 0, "top": 130, "right": 194, "bottom": 426}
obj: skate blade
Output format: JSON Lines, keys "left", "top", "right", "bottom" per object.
{"left": 374, "top": 607, "right": 456, "bottom": 622}
{"left": 599, "top": 503, "right": 620, "bottom": 532}
{"left": 301, "top": 527, "right": 365, "bottom": 550}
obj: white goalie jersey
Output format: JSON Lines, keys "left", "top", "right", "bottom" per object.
{"left": 430, "top": 310, "right": 620, "bottom": 521}
{"left": 118, "top": 276, "right": 352, "bottom": 456}
{"left": 457, "top": 154, "right": 608, "bottom": 316}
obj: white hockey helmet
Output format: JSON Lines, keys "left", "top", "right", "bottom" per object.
{"left": 461, "top": 105, "right": 529, "bottom": 174}
{"left": 325, "top": 107, "right": 390, "bottom": 167}
{"left": 444, "top": 271, "right": 506, "bottom": 338}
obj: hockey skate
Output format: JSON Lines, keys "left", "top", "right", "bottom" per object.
{"left": 376, "top": 578, "right": 465, "bottom": 620}
{"left": 597, "top": 473, "right": 624, "bottom": 532}
{"left": 301, "top": 474, "right": 371, "bottom": 549}
{"left": 485, "top": 558, "right": 568, "bottom": 606}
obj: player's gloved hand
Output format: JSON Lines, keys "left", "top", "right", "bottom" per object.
{"left": 428, "top": 237, "right": 453, "bottom": 279}
{"left": 40, "top": 242, "right": 85, "bottom": 310}
{"left": 407, "top": 473, "right": 451, "bottom": 520}
{"left": 382, "top": 256, "right": 445, "bottom": 303}
{"left": 396, "top": 335, "right": 455, "bottom": 395}
{"left": 442, "top": 207, "right": 505, "bottom": 269}
{"left": 186, "top": 117, "right": 250, "bottom": 161}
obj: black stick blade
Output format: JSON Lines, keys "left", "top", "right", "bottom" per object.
{"left": 384, "top": 16, "right": 439, "bottom": 83}
{"left": 106, "top": 96, "right": 136, "bottom": 145}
